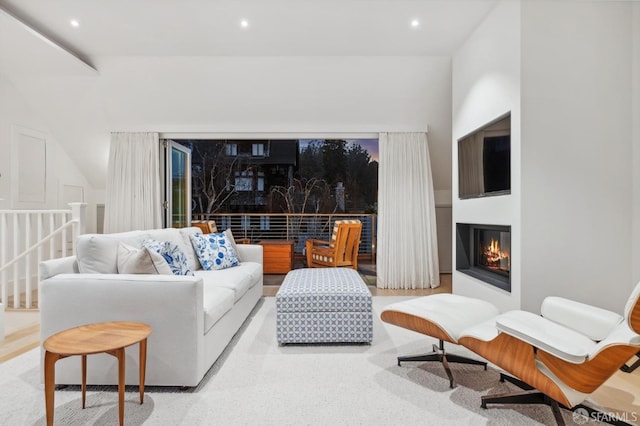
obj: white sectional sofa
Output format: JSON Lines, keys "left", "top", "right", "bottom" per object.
{"left": 39, "top": 227, "right": 263, "bottom": 387}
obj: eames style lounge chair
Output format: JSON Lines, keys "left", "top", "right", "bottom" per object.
{"left": 381, "top": 294, "right": 500, "bottom": 388}
{"left": 306, "top": 220, "right": 362, "bottom": 270}
{"left": 381, "top": 282, "right": 640, "bottom": 425}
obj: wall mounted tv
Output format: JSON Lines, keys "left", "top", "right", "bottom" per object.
{"left": 458, "top": 114, "right": 511, "bottom": 199}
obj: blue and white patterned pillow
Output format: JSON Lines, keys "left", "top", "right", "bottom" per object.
{"left": 190, "top": 232, "right": 240, "bottom": 271}
{"left": 142, "top": 239, "right": 194, "bottom": 276}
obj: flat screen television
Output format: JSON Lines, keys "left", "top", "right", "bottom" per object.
{"left": 458, "top": 114, "right": 511, "bottom": 199}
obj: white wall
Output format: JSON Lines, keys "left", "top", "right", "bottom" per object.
{"left": 520, "top": 1, "right": 634, "bottom": 313}
{"left": 7, "top": 55, "right": 453, "bottom": 210}
{"left": 96, "top": 55, "right": 452, "bottom": 192}
{"left": 452, "top": 0, "right": 637, "bottom": 313}
{"left": 0, "top": 75, "right": 97, "bottom": 232}
{"left": 452, "top": 1, "right": 522, "bottom": 312}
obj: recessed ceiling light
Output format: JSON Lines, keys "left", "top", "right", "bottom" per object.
{"left": 410, "top": 19, "right": 420, "bottom": 28}
{"left": 70, "top": 19, "right": 79, "bottom": 27}
{"left": 240, "top": 19, "right": 249, "bottom": 28}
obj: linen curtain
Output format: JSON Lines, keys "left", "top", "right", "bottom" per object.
{"left": 377, "top": 132, "right": 440, "bottom": 289}
{"left": 104, "top": 132, "right": 162, "bottom": 233}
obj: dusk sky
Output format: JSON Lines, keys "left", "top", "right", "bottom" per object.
{"left": 299, "top": 139, "right": 379, "bottom": 162}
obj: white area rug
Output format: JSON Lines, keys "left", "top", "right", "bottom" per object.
{"left": 0, "top": 297, "right": 593, "bottom": 425}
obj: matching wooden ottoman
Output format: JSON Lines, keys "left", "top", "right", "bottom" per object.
{"left": 276, "top": 268, "right": 373, "bottom": 344}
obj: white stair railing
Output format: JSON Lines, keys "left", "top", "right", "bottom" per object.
{"left": 0, "top": 202, "right": 87, "bottom": 309}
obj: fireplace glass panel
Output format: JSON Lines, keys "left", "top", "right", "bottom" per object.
{"left": 475, "top": 229, "right": 510, "bottom": 277}
{"left": 455, "top": 223, "right": 511, "bottom": 292}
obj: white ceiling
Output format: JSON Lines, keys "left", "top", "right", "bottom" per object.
{"left": 0, "top": 0, "right": 496, "bottom": 60}
{"left": 0, "top": 1, "right": 497, "bottom": 189}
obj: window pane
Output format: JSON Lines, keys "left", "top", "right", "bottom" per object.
{"left": 177, "top": 138, "right": 378, "bottom": 215}
{"left": 235, "top": 177, "right": 252, "bottom": 191}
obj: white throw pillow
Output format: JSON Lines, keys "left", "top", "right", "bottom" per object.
{"left": 116, "top": 242, "right": 173, "bottom": 275}
{"left": 190, "top": 232, "right": 240, "bottom": 270}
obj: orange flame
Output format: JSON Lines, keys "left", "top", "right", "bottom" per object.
{"left": 482, "top": 238, "right": 510, "bottom": 271}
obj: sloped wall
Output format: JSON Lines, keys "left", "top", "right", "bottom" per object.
{"left": 0, "top": 75, "right": 96, "bottom": 231}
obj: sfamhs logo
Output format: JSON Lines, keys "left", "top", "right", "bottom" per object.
{"left": 572, "top": 407, "right": 638, "bottom": 424}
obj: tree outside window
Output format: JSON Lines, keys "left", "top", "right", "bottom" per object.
{"left": 176, "top": 139, "right": 378, "bottom": 215}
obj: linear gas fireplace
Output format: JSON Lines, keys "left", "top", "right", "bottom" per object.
{"left": 456, "top": 223, "right": 511, "bottom": 292}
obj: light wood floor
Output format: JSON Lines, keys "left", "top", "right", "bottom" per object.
{"left": 2, "top": 271, "right": 638, "bottom": 421}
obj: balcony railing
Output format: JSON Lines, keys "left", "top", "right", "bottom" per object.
{"left": 192, "top": 213, "right": 376, "bottom": 257}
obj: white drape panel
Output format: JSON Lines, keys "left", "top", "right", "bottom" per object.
{"left": 377, "top": 132, "right": 440, "bottom": 289}
{"left": 104, "top": 132, "right": 162, "bottom": 233}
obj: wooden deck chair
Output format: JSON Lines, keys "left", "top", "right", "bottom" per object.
{"left": 305, "top": 220, "right": 362, "bottom": 270}
{"left": 191, "top": 220, "right": 217, "bottom": 234}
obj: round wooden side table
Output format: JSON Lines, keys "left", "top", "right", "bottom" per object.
{"left": 43, "top": 321, "right": 152, "bottom": 426}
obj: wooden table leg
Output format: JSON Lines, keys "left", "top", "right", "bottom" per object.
{"left": 44, "top": 351, "right": 61, "bottom": 426}
{"left": 116, "top": 348, "right": 125, "bottom": 426}
{"left": 139, "top": 338, "right": 147, "bottom": 404}
{"left": 82, "top": 355, "right": 87, "bottom": 409}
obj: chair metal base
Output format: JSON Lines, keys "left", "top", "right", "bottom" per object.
{"left": 620, "top": 351, "right": 640, "bottom": 373}
{"left": 397, "top": 340, "right": 488, "bottom": 388}
{"left": 483, "top": 373, "right": 634, "bottom": 426}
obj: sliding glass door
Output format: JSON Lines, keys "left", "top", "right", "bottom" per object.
{"left": 164, "top": 141, "right": 192, "bottom": 228}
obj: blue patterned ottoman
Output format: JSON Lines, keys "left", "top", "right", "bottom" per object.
{"left": 276, "top": 268, "right": 373, "bottom": 344}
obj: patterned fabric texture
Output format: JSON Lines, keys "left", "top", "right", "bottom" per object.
{"left": 190, "top": 232, "right": 240, "bottom": 271}
{"left": 276, "top": 268, "right": 373, "bottom": 344}
{"left": 142, "top": 238, "right": 194, "bottom": 276}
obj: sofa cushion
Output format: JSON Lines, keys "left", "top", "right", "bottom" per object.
{"left": 234, "top": 262, "right": 262, "bottom": 286}
{"left": 77, "top": 230, "right": 152, "bottom": 274}
{"left": 203, "top": 286, "right": 235, "bottom": 334}
{"left": 147, "top": 228, "right": 199, "bottom": 272}
{"left": 143, "top": 239, "right": 194, "bottom": 276}
{"left": 116, "top": 243, "right": 172, "bottom": 275}
{"left": 194, "top": 267, "right": 254, "bottom": 302}
{"left": 177, "top": 227, "right": 203, "bottom": 271}
{"left": 190, "top": 232, "right": 239, "bottom": 271}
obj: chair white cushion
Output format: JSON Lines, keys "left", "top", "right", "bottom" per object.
{"left": 541, "top": 296, "right": 623, "bottom": 341}
{"left": 458, "top": 318, "right": 500, "bottom": 343}
{"left": 588, "top": 321, "right": 640, "bottom": 359}
{"left": 496, "top": 311, "right": 597, "bottom": 364}
{"left": 382, "top": 294, "right": 499, "bottom": 342}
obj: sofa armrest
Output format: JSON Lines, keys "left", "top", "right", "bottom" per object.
{"left": 39, "top": 256, "right": 79, "bottom": 280}
{"left": 496, "top": 311, "right": 597, "bottom": 364}
{"left": 237, "top": 244, "right": 263, "bottom": 264}
{"left": 40, "top": 273, "right": 205, "bottom": 385}
{"left": 541, "top": 297, "right": 623, "bottom": 341}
